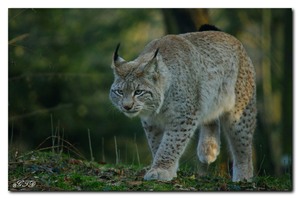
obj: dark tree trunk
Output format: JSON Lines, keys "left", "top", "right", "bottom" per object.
{"left": 281, "top": 9, "right": 293, "bottom": 171}
{"left": 161, "top": 9, "right": 209, "bottom": 34}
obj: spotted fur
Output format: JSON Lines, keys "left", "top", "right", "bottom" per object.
{"left": 109, "top": 30, "right": 256, "bottom": 182}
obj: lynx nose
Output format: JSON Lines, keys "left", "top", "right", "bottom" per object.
{"left": 123, "top": 103, "right": 133, "bottom": 111}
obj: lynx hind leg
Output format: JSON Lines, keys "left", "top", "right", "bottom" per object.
{"left": 197, "top": 119, "right": 221, "bottom": 165}
{"left": 222, "top": 96, "right": 256, "bottom": 182}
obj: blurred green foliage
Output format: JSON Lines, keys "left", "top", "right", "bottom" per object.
{"left": 9, "top": 9, "right": 164, "bottom": 163}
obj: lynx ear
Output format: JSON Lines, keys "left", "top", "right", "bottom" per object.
{"left": 111, "top": 43, "right": 126, "bottom": 69}
{"left": 141, "top": 48, "right": 159, "bottom": 73}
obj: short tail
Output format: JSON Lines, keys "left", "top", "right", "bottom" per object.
{"left": 198, "top": 24, "right": 221, "bottom": 32}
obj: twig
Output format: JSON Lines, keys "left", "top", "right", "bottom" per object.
{"left": 9, "top": 33, "right": 29, "bottom": 45}
{"left": 56, "top": 120, "right": 60, "bottom": 153}
{"left": 51, "top": 114, "right": 54, "bottom": 153}
{"left": 256, "top": 154, "right": 266, "bottom": 177}
{"left": 132, "top": 134, "right": 137, "bottom": 165}
{"left": 135, "top": 143, "right": 140, "bottom": 167}
{"left": 87, "top": 129, "right": 94, "bottom": 162}
{"left": 10, "top": 104, "right": 73, "bottom": 121}
{"left": 114, "top": 136, "right": 119, "bottom": 165}
{"left": 9, "top": 73, "right": 101, "bottom": 81}
{"left": 10, "top": 121, "right": 14, "bottom": 147}
{"left": 33, "top": 136, "right": 85, "bottom": 160}
{"left": 16, "top": 145, "right": 85, "bottom": 161}
{"left": 60, "top": 128, "right": 64, "bottom": 155}
{"left": 101, "top": 137, "right": 105, "bottom": 163}
{"left": 227, "top": 158, "right": 231, "bottom": 178}
{"left": 125, "top": 143, "right": 128, "bottom": 164}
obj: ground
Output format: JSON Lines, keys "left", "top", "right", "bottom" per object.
{"left": 8, "top": 151, "right": 292, "bottom": 191}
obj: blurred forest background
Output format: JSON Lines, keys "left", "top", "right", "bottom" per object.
{"left": 8, "top": 9, "right": 292, "bottom": 177}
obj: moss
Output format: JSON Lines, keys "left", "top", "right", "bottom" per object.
{"left": 9, "top": 151, "right": 292, "bottom": 191}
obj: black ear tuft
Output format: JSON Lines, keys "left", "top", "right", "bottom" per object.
{"left": 114, "top": 43, "right": 121, "bottom": 61}
{"left": 153, "top": 48, "right": 159, "bottom": 58}
{"left": 199, "top": 24, "right": 221, "bottom": 32}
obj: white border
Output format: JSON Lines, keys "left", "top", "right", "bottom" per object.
{"left": 3, "top": 0, "right": 298, "bottom": 8}
{"left": 2, "top": 0, "right": 298, "bottom": 198}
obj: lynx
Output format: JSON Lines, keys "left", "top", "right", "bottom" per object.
{"left": 109, "top": 25, "right": 256, "bottom": 182}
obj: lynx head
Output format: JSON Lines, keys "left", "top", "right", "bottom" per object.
{"left": 109, "top": 43, "right": 164, "bottom": 118}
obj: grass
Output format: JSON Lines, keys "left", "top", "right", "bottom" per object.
{"left": 8, "top": 150, "right": 292, "bottom": 191}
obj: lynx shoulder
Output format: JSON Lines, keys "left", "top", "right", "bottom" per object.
{"left": 109, "top": 27, "right": 256, "bottom": 182}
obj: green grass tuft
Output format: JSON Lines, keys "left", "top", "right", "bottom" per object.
{"left": 9, "top": 151, "right": 292, "bottom": 191}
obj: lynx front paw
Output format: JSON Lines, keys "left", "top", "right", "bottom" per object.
{"left": 144, "top": 168, "right": 177, "bottom": 181}
{"left": 197, "top": 139, "right": 220, "bottom": 164}
{"left": 232, "top": 162, "right": 253, "bottom": 182}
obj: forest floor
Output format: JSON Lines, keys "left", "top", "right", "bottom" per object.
{"left": 8, "top": 151, "right": 292, "bottom": 192}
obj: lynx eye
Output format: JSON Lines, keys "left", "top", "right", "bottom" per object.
{"left": 113, "top": 89, "right": 123, "bottom": 96}
{"left": 134, "top": 90, "right": 144, "bottom": 96}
